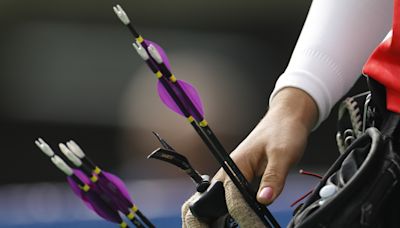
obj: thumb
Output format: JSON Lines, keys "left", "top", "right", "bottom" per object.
{"left": 256, "top": 155, "right": 290, "bottom": 205}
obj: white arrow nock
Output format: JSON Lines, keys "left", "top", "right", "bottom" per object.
{"left": 66, "top": 140, "right": 86, "bottom": 159}
{"left": 147, "top": 44, "right": 163, "bottom": 64}
{"left": 133, "top": 41, "right": 150, "bottom": 60}
{"left": 51, "top": 155, "right": 73, "bottom": 176}
{"left": 113, "top": 4, "right": 130, "bottom": 25}
{"left": 59, "top": 143, "right": 82, "bottom": 167}
{"left": 35, "top": 138, "right": 55, "bottom": 157}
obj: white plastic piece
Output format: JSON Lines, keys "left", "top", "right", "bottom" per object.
{"left": 147, "top": 44, "right": 163, "bottom": 64}
{"left": 51, "top": 155, "right": 73, "bottom": 176}
{"left": 35, "top": 138, "right": 55, "bottom": 157}
{"left": 201, "top": 175, "right": 210, "bottom": 182}
{"left": 318, "top": 184, "right": 337, "bottom": 205}
{"left": 133, "top": 41, "right": 150, "bottom": 61}
{"left": 59, "top": 143, "right": 82, "bottom": 167}
{"left": 66, "top": 140, "right": 85, "bottom": 159}
{"left": 319, "top": 184, "right": 337, "bottom": 198}
{"left": 113, "top": 5, "right": 130, "bottom": 25}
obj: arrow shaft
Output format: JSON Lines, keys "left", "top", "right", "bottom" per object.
{"left": 126, "top": 210, "right": 146, "bottom": 228}
{"left": 122, "top": 20, "right": 279, "bottom": 226}
{"left": 135, "top": 209, "right": 155, "bottom": 228}
{"left": 193, "top": 124, "right": 278, "bottom": 227}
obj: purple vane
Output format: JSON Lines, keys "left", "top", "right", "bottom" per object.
{"left": 157, "top": 80, "right": 183, "bottom": 116}
{"left": 145, "top": 40, "right": 171, "bottom": 69}
{"left": 147, "top": 39, "right": 205, "bottom": 121}
{"left": 102, "top": 171, "right": 133, "bottom": 205}
{"left": 66, "top": 170, "right": 123, "bottom": 224}
{"left": 157, "top": 79, "right": 204, "bottom": 121}
{"left": 178, "top": 80, "right": 204, "bottom": 120}
{"left": 67, "top": 169, "right": 93, "bottom": 210}
{"left": 85, "top": 190, "right": 123, "bottom": 224}
{"left": 93, "top": 171, "right": 133, "bottom": 215}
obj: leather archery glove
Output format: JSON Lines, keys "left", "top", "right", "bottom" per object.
{"left": 182, "top": 178, "right": 264, "bottom": 228}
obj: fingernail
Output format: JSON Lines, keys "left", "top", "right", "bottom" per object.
{"left": 258, "top": 187, "right": 273, "bottom": 201}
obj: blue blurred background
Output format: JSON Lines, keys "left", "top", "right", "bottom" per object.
{"left": 0, "top": 0, "right": 368, "bottom": 227}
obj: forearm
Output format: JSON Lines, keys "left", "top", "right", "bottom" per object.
{"left": 271, "top": 0, "right": 393, "bottom": 128}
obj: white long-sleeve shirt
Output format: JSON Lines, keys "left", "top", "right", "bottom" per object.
{"left": 270, "top": 0, "right": 393, "bottom": 128}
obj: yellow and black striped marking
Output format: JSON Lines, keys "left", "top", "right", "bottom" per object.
{"left": 169, "top": 75, "right": 177, "bottom": 83}
{"left": 156, "top": 71, "right": 163, "bottom": 78}
{"left": 93, "top": 167, "right": 102, "bottom": 175}
{"left": 90, "top": 175, "right": 98, "bottom": 183}
{"left": 187, "top": 116, "right": 195, "bottom": 123}
{"left": 136, "top": 36, "right": 144, "bottom": 44}
{"left": 120, "top": 221, "right": 128, "bottom": 228}
{"left": 80, "top": 184, "right": 90, "bottom": 192}
{"left": 199, "top": 120, "right": 208, "bottom": 127}
{"left": 131, "top": 205, "right": 139, "bottom": 213}
{"left": 127, "top": 212, "right": 135, "bottom": 220}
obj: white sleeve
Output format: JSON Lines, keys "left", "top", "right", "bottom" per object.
{"left": 269, "top": 0, "right": 393, "bottom": 128}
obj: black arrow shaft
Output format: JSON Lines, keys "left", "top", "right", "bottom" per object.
{"left": 127, "top": 25, "right": 279, "bottom": 227}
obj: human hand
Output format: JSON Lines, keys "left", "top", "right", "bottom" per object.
{"left": 181, "top": 88, "right": 318, "bottom": 227}
{"left": 214, "top": 87, "right": 318, "bottom": 205}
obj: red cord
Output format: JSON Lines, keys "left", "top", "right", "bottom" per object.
{"left": 290, "top": 169, "right": 322, "bottom": 207}
{"left": 299, "top": 169, "right": 323, "bottom": 179}
{"left": 290, "top": 189, "right": 313, "bottom": 207}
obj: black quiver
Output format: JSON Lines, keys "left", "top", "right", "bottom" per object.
{"left": 289, "top": 78, "right": 400, "bottom": 228}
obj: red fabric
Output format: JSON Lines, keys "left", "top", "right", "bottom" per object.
{"left": 363, "top": 0, "right": 400, "bottom": 113}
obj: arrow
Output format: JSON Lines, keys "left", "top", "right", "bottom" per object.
{"left": 35, "top": 138, "right": 130, "bottom": 228}
{"left": 113, "top": 5, "right": 280, "bottom": 227}
{"left": 60, "top": 140, "right": 154, "bottom": 228}
{"left": 148, "top": 132, "right": 210, "bottom": 193}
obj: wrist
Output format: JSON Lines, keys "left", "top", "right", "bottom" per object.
{"left": 268, "top": 87, "right": 318, "bottom": 132}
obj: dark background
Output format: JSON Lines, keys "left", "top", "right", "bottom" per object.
{"left": 0, "top": 0, "right": 368, "bottom": 226}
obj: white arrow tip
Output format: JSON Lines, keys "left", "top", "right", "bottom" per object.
{"left": 113, "top": 4, "right": 130, "bottom": 25}
{"left": 35, "top": 138, "right": 55, "bottom": 157}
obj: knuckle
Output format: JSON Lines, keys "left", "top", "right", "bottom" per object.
{"left": 262, "top": 169, "right": 282, "bottom": 183}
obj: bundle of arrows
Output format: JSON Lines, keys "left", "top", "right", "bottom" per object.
{"left": 35, "top": 138, "right": 154, "bottom": 228}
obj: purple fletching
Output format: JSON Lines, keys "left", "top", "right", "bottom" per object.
{"left": 66, "top": 170, "right": 122, "bottom": 224}
{"left": 102, "top": 171, "right": 133, "bottom": 205}
{"left": 85, "top": 190, "right": 123, "bottom": 223}
{"left": 145, "top": 39, "right": 205, "bottom": 120}
{"left": 145, "top": 40, "right": 170, "bottom": 69}
{"left": 178, "top": 80, "right": 204, "bottom": 118}
{"left": 67, "top": 169, "right": 93, "bottom": 210}
{"left": 92, "top": 171, "right": 132, "bottom": 214}
{"left": 157, "top": 79, "right": 204, "bottom": 121}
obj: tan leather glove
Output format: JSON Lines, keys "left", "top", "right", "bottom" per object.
{"left": 181, "top": 179, "right": 264, "bottom": 228}
{"left": 182, "top": 191, "right": 208, "bottom": 228}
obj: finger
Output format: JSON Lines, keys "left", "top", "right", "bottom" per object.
{"left": 224, "top": 179, "right": 264, "bottom": 228}
{"left": 212, "top": 148, "right": 257, "bottom": 185}
{"left": 256, "top": 153, "right": 291, "bottom": 205}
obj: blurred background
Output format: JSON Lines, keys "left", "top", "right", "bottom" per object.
{"left": 0, "top": 0, "right": 369, "bottom": 227}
